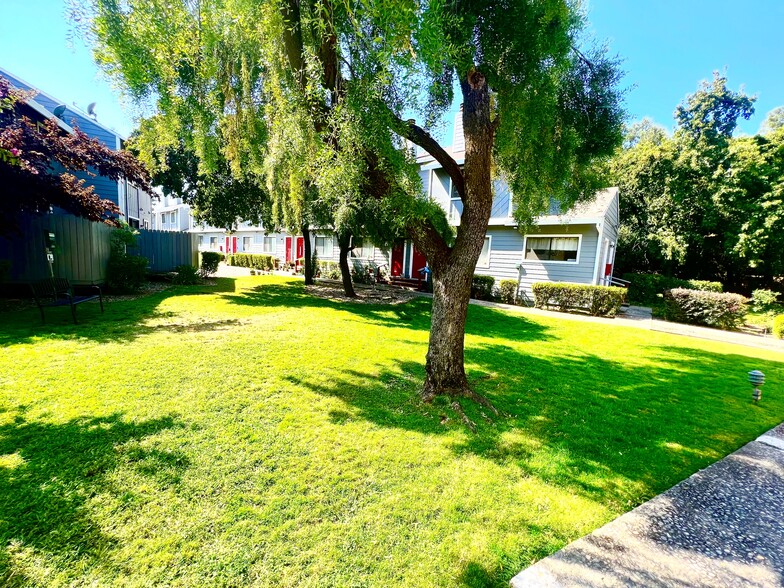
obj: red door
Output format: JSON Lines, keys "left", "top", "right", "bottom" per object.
{"left": 391, "top": 242, "right": 404, "bottom": 276}
{"left": 411, "top": 246, "right": 427, "bottom": 278}
{"left": 285, "top": 236, "right": 293, "bottom": 262}
{"left": 296, "top": 237, "right": 304, "bottom": 260}
{"left": 225, "top": 236, "right": 230, "bottom": 253}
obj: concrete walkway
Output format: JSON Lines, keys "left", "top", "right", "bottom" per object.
{"left": 462, "top": 298, "right": 784, "bottom": 353}
{"left": 510, "top": 422, "right": 784, "bottom": 587}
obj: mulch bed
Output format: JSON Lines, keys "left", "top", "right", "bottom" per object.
{"left": 307, "top": 281, "right": 417, "bottom": 305}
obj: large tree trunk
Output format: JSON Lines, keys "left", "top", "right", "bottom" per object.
{"left": 421, "top": 69, "right": 496, "bottom": 403}
{"left": 336, "top": 231, "right": 357, "bottom": 297}
{"left": 302, "top": 223, "right": 315, "bottom": 285}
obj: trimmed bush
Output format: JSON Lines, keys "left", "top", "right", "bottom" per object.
{"left": 688, "top": 280, "right": 723, "bottom": 293}
{"left": 172, "top": 264, "right": 200, "bottom": 285}
{"left": 318, "top": 260, "right": 341, "bottom": 280}
{"left": 624, "top": 273, "right": 723, "bottom": 303}
{"left": 199, "top": 252, "right": 222, "bottom": 277}
{"left": 751, "top": 289, "right": 780, "bottom": 313}
{"left": 226, "top": 253, "right": 276, "bottom": 271}
{"left": 774, "top": 315, "right": 784, "bottom": 339}
{"left": 663, "top": 288, "right": 747, "bottom": 330}
{"left": 532, "top": 282, "right": 627, "bottom": 317}
{"left": 498, "top": 279, "right": 518, "bottom": 305}
{"left": 106, "top": 254, "right": 148, "bottom": 293}
{"left": 471, "top": 275, "right": 495, "bottom": 301}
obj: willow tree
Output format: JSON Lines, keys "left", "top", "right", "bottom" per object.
{"left": 85, "top": 0, "right": 623, "bottom": 409}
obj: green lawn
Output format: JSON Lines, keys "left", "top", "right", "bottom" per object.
{"left": 1, "top": 276, "right": 782, "bottom": 587}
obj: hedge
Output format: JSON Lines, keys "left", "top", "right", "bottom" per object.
{"left": 663, "top": 288, "right": 748, "bottom": 330}
{"left": 471, "top": 275, "right": 495, "bottom": 301}
{"left": 498, "top": 279, "right": 518, "bottom": 304}
{"left": 532, "top": 282, "right": 627, "bottom": 317}
{"left": 772, "top": 315, "right": 784, "bottom": 339}
{"left": 623, "top": 273, "right": 723, "bottom": 303}
{"left": 226, "top": 253, "right": 276, "bottom": 271}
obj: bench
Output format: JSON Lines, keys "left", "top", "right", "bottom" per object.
{"left": 30, "top": 278, "right": 104, "bottom": 324}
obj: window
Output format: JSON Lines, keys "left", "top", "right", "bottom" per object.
{"left": 160, "top": 212, "right": 167, "bottom": 225}
{"left": 477, "top": 236, "right": 491, "bottom": 268}
{"left": 449, "top": 179, "right": 463, "bottom": 223}
{"left": 171, "top": 210, "right": 178, "bottom": 225}
{"left": 351, "top": 238, "right": 374, "bottom": 259}
{"left": 524, "top": 236, "right": 580, "bottom": 262}
{"left": 210, "top": 237, "right": 218, "bottom": 249}
{"left": 262, "top": 236, "right": 276, "bottom": 253}
{"left": 199, "top": 236, "right": 205, "bottom": 247}
{"left": 315, "top": 235, "right": 334, "bottom": 257}
{"left": 243, "top": 236, "right": 253, "bottom": 250}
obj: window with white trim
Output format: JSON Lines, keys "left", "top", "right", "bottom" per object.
{"left": 525, "top": 236, "right": 579, "bottom": 262}
{"left": 262, "top": 236, "right": 276, "bottom": 253}
{"left": 449, "top": 179, "right": 463, "bottom": 222}
{"left": 477, "top": 236, "right": 491, "bottom": 268}
{"left": 315, "top": 235, "right": 334, "bottom": 257}
{"left": 171, "top": 210, "right": 178, "bottom": 225}
{"left": 199, "top": 236, "right": 205, "bottom": 247}
{"left": 210, "top": 237, "right": 218, "bottom": 249}
{"left": 243, "top": 236, "right": 252, "bottom": 250}
{"left": 351, "top": 238, "right": 374, "bottom": 259}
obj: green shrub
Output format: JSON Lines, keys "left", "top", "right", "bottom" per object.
{"left": 688, "top": 280, "right": 723, "bottom": 293}
{"left": 471, "top": 275, "right": 495, "bottom": 301}
{"left": 532, "top": 282, "right": 627, "bottom": 317}
{"left": 106, "top": 254, "right": 148, "bottom": 293}
{"left": 172, "top": 264, "right": 200, "bottom": 285}
{"left": 0, "top": 259, "right": 10, "bottom": 283}
{"left": 105, "top": 222, "right": 148, "bottom": 293}
{"left": 624, "top": 273, "right": 723, "bottom": 303}
{"left": 751, "top": 289, "right": 780, "bottom": 313}
{"left": 498, "top": 279, "right": 518, "bottom": 304}
{"left": 663, "top": 288, "right": 748, "bottom": 330}
{"left": 317, "top": 260, "right": 341, "bottom": 279}
{"left": 774, "top": 315, "right": 784, "bottom": 339}
{"left": 199, "top": 252, "right": 222, "bottom": 277}
{"left": 226, "top": 253, "right": 275, "bottom": 271}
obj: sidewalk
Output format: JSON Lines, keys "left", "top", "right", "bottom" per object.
{"left": 461, "top": 297, "right": 784, "bottom": 353}
{"left": 510, "top": 422, "right": 784, "bottom": 588}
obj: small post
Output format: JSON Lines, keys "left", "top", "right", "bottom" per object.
{"left": 749, "top": 370, "right": 765, "bottom": 404}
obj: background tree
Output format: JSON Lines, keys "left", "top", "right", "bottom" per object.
{"left": 760, "top": 106, "right": 784, "bottom": 135}
{"left": 84, "top": 0, "right": 624, "bottom": 411}
{"left": 0, "top": 75, "right": 150, "bottom": 234}
{"left": 610, "top": 73, "right": 784, "bottom": 291}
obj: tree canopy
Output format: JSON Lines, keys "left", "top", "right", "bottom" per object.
{"left": 611, "top": 73, "right": 784, "bottom": 291}
{"left": 0, "top": 75, "right": 151, "bottom": 234}
{"left": 84, "top": 0, "right": 624, "bottom": 405}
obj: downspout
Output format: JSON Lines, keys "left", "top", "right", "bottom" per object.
{"left": 591, "top": 220, "right": 606, "bottom": 286}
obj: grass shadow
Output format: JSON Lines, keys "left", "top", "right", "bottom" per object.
{"left": 0, "top": 278, "right": 239, "bottom": 346}
{"left": 0, "top": 411, "right": 187, "bottom": 585}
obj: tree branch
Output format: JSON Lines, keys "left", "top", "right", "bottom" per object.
{"left": 392, "top": 115, "right": 465, "bottom": 202}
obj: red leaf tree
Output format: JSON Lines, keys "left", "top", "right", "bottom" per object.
{"left": 0, "top": 75, "right": 151, "bottom": 234}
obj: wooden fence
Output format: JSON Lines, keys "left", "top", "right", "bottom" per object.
{"left": 128, "top": 229, "right": 198, "bottom": 273}
{"left": 0, "top": 214, "right": 197, "bottom": 286}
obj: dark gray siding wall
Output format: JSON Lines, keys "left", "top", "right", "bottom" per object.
{"left": 0, "top": 213, "right": 112, "bottom": 285}
{"left": 474, "top": 224, "right": 599, "bottom": 300}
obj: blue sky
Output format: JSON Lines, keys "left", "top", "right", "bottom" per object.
{"left": 1, "top": 0, "right": 783, "bottom": 139}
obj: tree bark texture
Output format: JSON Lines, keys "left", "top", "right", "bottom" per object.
{"left": 421, "top": 69, "right": 496, "bottom": 401}
{"left": 337, "top": 231, "right": 357, "bottom": 297}
{"left": 302, "top": 223, "right": 315, "bottom": 286}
